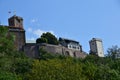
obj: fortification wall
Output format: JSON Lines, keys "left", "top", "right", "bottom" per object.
{"left": 23, "top": 43, "right": 39, "bottom": 58}
{"left": 23, "top": 43, "right": 87, "bottom": 58}
{"left": 40, "top": 43, "right": 86, "bottom": 58}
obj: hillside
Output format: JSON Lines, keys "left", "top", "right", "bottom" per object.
{"left": 0, "top": 26, "right": 120, "bottom": 80}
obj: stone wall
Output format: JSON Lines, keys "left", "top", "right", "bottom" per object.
{"left": 23, "top": 43, "right": 87, "bottom": 58}
{"left": 23, "top": 43, "right": 39, "bottom": 58}
{"left": 9, "top": 30, "right": 26, "bottom": 51}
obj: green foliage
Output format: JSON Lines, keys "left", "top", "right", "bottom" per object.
{"left": 0, "top": 71, "right": 22, "bottom": 80}
{"left": 0, "top": 26, "right": 8, "bottom": 38}
{"left": 82, "top": 61, "right": 97, "bottom": 80}
{"left": 25, "top": 52, "right": 120, "bottom": 80}
{"left": 1, "top": 25, "right": 120, "bottom": 80}
{"left": 26, "top": 58, "right": 86, "bottom": 80}
{"left": 107, "top": 45, "right": 120, "bottom": 59}
{"left": 21, "top": 47, "right": 120, "bottom": 80}
{"left": 0, "top": 26, "right": 33, "bottom": 80}
{"left": 0, "top": 26, "right": 14, "bottom": 55}
{"left": 36, "top": 37, "right": 48, "bottom": 43}
{"left": 14, "top": 58, "right": 32, "bottom": 74}
{"left": 82, "top": 55, "right": 120, "bottom": 79}
{"left": 0, "top": 51, "right": 33, "bottom": 80}
{"left": 94, "top": 65, "right": 120, "bottom": 80}
{"left": 36, "top": 32, "right": 59, "bottom": 45}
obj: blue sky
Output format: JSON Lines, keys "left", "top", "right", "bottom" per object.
{"left": 1, "top": 0, "right": 120, "bottom": 53}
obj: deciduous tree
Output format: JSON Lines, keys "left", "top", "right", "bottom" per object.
{"left": 36, "top": 32, "right": 59, "bottom": 45}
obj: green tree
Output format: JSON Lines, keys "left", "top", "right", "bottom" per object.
{"left": 0, "top": 26, "right": 33, "bottom": 80}
{"left": 36, "top": 32, "right": 59, "bottom": 45}
{"left": 0, "top": 70, "right": 22, "bottom": 80}
{"left": 36, "top": 37, "right": 48, "bottom": 43}
{"left": 0, "top": 26, "right": 15, "bottom": 72}
{"left": 107, "top": 45, "right": 120, "bottom": 59}
{"left": 0, "top": 26, "right": 14, "bottom": 55}
{"left": 26, "top": 49, "right": 120, "bottom": 80}
{"left": 94, "top": 65, "right": 120, "bottom": 80}
{"left": 26, "top": 58, "right": 86, "bottom": 80}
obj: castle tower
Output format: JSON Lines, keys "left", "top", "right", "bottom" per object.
{"left": 89, "top": 38, "right": 104, "bottom": 57}
{"left": 8, "top": 15, "right": 26, "bottom": 51}
{"left": 8, "top": 15, "right": 23, "bottom": 29}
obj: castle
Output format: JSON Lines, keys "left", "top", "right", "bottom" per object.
{"left": 1, "top": 15, "right": 104, "bottom": 58}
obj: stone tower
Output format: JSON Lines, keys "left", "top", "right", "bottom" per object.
{"left": 8, "top": 15, "right": 26, "bottom": 51}
{"left": 8, "top": 15, "right": 23, "bottom": 29}
{"left": 89, "top": 38, "right": 104, "bottom": 57}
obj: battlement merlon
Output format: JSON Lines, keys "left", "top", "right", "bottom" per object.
{"left": 8, "top": 15, "right": 24, "bottom": 29}
{"left": 89, "top": 38, "right": 102, "bottom": 42}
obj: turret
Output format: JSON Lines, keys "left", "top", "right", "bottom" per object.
{"left": 89, "top": 38, "right": 104, "bottom": 57}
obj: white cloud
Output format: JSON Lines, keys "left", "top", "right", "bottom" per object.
{"left": 31, "top": 18, "right": 38, "bottom": 23}
{"left": 30, "top": 18, "right": 42, "bottom": 27}
{"left": 27, "top": 27, "right": 56, "bottom": 38}
{"left": 33, "top": 29, "right": 46, "bottom": 37}
{"left": 33, "top": 29, "right": 55, "bottom": 37}
{"left": 28, "top": 27, "right": 32, "bottom": 32}
{"left": 49, "top": 30, "right": 54, "bottom": 34}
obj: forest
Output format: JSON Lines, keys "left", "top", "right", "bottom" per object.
{"left": 0, "top": 26, "right": 120, "bottom": 80}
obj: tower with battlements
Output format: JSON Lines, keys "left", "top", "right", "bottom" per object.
{"left": 8, "top": 15, "right": 26, "bottom": 51}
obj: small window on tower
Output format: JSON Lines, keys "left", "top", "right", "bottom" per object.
{"left": 92, "top": 43, "right": 94, "bottom": 45}
{"left": 18, "top": 19, "right": 21, "bottom": 23}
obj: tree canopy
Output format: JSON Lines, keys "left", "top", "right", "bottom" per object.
{"left": 0, "top": 26, "right": 15, "bottom": 55}
{"left": 107, "top": 45, "right": 120, "bottom": 59}
{"left": 0, "top": 26, "right": 32, "bottom": 80}
{"left": 36, "top": 32, "right": 59, "bottom": 45}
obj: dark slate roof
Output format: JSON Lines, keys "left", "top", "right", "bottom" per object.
{"left": 59, "top": 37, "right": 79, "bottom": 44}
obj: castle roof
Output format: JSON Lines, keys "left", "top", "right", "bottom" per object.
{"left": 59, "top": 37, "right": 79, "bottom": 44}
